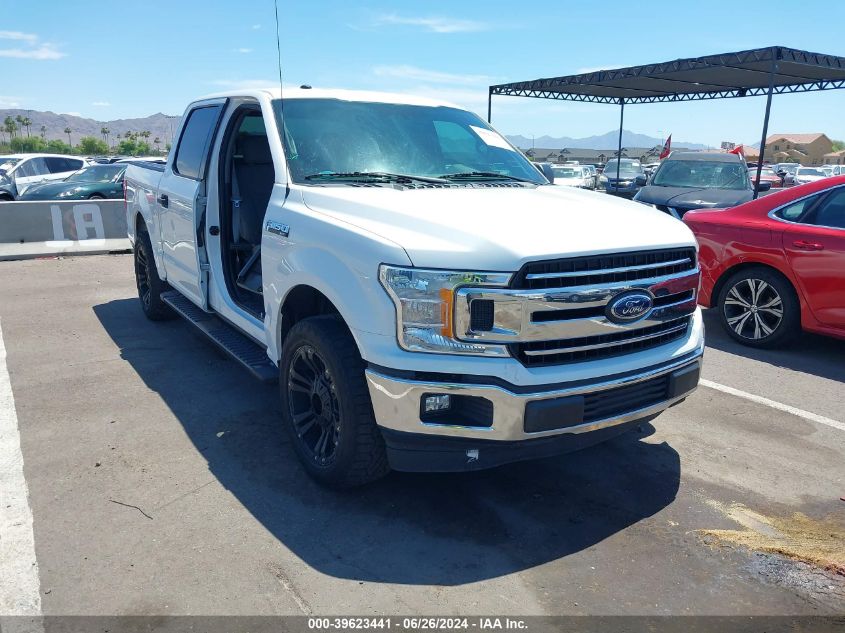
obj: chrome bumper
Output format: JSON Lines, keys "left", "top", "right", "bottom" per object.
{"left": 365, "top": 353, "right": 702, "bottom": 442}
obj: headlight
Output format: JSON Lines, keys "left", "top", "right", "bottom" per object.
{"left": 379, "top": 265, "right": 510, "bottom": 356}
{"left": 57, "top": 187, "right": 82, "bottom": 197}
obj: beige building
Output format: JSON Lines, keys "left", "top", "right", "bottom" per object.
{"left": 823, "top": 149, "right": 845, "bottom": 165}
{"left": 763, "top": 133, "right": 833, "bottom": 165}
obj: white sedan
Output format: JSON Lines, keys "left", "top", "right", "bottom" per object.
{"left": 794, "top": 166, "right": 828, "bottom": 185}
{"left": 552, "top": 165, "right": 594, "bottom": 189}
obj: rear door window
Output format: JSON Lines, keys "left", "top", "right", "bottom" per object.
{"left": 175, "top": 105, "right": 224, "bottom": 180}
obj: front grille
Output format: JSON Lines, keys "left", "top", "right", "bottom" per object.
{"left": 469, "top": 299, "right": 495, "bottom": 331}
{"left": 583, "top": 373, "right": 670, "bottom": 423}
{"left": 512, "top": 248, "right": 697, "bottom": 290}
{"left": 513, "top": 317, "right": 691, "bottom": 367}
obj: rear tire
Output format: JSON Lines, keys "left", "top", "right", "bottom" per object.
{"left": 717, "top": 267, "right": 800, "bottom": 348}
{"left": 88, "top": 194, "right": 105, "bottom": 200}
{"left": 134, "top": 228, "right": 175, "bottom": 321}
{"left": 279, "top": 316, "right": 389, "bottom": 488}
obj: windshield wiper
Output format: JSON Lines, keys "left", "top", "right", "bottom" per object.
{"left": 438, "top": 171, "right": 536, "bottom": 183}
{"left": 303, "top": 171, "right": 448, "bottom": 184}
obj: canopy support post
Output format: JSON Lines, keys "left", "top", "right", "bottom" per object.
{"left": 615, "top": 98, "right": 625, "bottom": 192}
{"left": 487, "top": 88, "right": 492, "bottom": 123}
{"left": 754, "top": 48, "right": 777, "bottom": 200}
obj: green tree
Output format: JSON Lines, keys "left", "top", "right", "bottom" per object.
{"left": 46, "top": 139, "right": 72, "bottom": 153}
{"left": 4, "top": 116, "right": 17, "bottom": 139}
{"left": 832, "top": 139, "right": 845, "bottom": 152}
{"left": 15, "top": 115, "right": 24, "bottom": 137}
{"left": 22, "top": 117, "right": 32, "bottom": 137}
{"left": 64, "top": 127, "right": 73, "bottom": 147}
{"left": 10, "top": 136, "right": 47, "bottom": 153}
{"left": 117, "top": 138, "right": 139, "bottom": 156}
{"left": 39, "top": 125, "right": 47, "bottom": 139}
{"left": 78, "top": 136, "right": 109, "bottom": 155}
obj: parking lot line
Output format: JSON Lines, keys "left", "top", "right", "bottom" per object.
{"left": 701, "top": 378, "right": 845, "bottom": 433}
{"left": 0, "top": 319, "right": 42, "bottom": 617}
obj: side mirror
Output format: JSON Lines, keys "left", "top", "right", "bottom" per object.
{"left": 539, "top": 163, "right": 555, "bottom": 184}
{"left": 634, "top": 175, "right": 647, "bottom": 187}
{"left": 756, "top": 181, "right": 772, "bottom": 192}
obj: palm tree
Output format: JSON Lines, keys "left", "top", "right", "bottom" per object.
{"left": 40, "top": 125, "right": 47, "bottom": 139}
{"left": 101, "top": 127, "right": 110, "bottom": 145}
{"left": 140, "top": 130, "right": 151, "bottom": 147}
{"left": 15, "top": 115, "right": 24, "bottom": 138}
{"left": 22, "top": 117, "right": 32, "bottom": 137}
{"left": 64, "top": 127, "right": 73, "bottom": 148}
{"left": 4, "top": 116, "right": 17, "bottom": 140}
{"left": 153, "top": 136, "right": 161, "bottom": 152}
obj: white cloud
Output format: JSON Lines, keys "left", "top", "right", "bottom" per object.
{"left": 0, "top": 95, "right": 22, "bottom": 108}
{"left": 234, "top": 48, "right": 253, "bottom": 54}
{"left": 373, "top": 65, "right": 491, "bottom": 85}
{"left": 373, "top": 13, "right": 490, "bottom": 33}
{"left": 576, "top": 64, "right": 624, "bottom": 74}
{"left": 0, "top": 31, "right": 66, "bottom": 60}
{"left": 92, "top": 101, "right": 111, "bottom": 107}
{"left": 209, "top": 78, "right": 280, "bottom": 90}
{"left": 0, "top": 31, "right": 38, "bottom": 42}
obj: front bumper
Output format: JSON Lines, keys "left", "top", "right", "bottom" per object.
{"left": 365, "top": 352, "right": 702, "bottom": 472}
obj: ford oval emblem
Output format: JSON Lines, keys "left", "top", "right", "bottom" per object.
{"left": 606, "top": 291, "right": 653, "bottom": 323}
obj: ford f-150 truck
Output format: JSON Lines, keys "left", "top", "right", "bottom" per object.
{"left": 125, "top": 88, "right": 703, "bottom": 488}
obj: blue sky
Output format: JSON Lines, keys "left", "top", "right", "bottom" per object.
{"left": 4, "top": 0, "right": 845, "bottom": 146}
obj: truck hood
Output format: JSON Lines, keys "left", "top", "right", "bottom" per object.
{"left": 300, "top": 184, "right": 696, "bottom": 270}
{"left": 635, "top": 185, "right": 753, "bottom": 210}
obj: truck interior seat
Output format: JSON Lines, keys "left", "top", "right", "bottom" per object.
{"left": 233, "top": 133, "right": 274, "bottom": 246}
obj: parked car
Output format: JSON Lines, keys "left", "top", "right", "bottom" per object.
{"left": 820, "top": 165, "right": 834, "bottom": 177}
{"left": 775, "top": 163, "right": 798, "bottom": 186}
{"left": 830, "top": 165, "right": 845, "bottom": 177}
{"left": 634, "top": 152, "right": 767, "bottom": 219}
{"left": 683, "top": 176, "right": 845, "bottom": 347}
{"left": 551, "top": 164, "right": 594, "bottom": 189}
{"left": 125, "top": 88, "right": 703, "bottom": 487}
{"left": 794, "top": 166, "right": 828, "bottom": 185}
{"left": 18, "top": 163, "right": 127, "bottom": 200}
{"left": 0, "top": 154, "right": 87, "bottom": 200}
{"left": 600, "top": 158, "right": 646, "bottom": 197}
{"left": 748, "top": 166, "right": 783, "bottom": 189}
{"left": 582, "top": 164, "right": 598, "bottom": 189}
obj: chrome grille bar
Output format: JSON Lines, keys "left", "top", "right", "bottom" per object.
{"left": 524, "top": 257, "right": 693, "bottom": 280}
{"left": 522, "top": 321, "right": 689, "bottom": 356}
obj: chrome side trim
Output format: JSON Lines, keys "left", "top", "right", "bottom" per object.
{"left": 522, "top": 321, "right": 689, "bottom": 356}
{"left": 524, "top": 257, "right": 692, "bottom": 280}
{"left": 365, "top": 352, "right": 703, "bottom": 441}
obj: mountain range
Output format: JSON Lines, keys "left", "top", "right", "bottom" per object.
{"left": 1, "top": 108, "right": 713, "bottom": 152}
{"left": 0, "top": 109, "right": 181, "bottom": 145}
{"left": 506, "top": 130, "right": 709, "bottom": 150}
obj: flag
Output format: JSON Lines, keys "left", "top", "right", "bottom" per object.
{"left": 659, "top": 134, "right": 672, "bottom": 159}
{"left": 729, "top": 144, "right": 745, "bottom": 157}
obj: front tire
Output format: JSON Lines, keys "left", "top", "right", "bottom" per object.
{"left": 717, "top": 267, "right": 800, "bottom": 348}
{"left": 134, "top": 228, "right": 175, "bottom": 321}
{"left": 280, "top": 316, "right": 389, "bottom": 488}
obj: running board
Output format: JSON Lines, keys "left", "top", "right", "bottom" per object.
{"left": 161, "top": 291, "right": 277, "bottom": 383}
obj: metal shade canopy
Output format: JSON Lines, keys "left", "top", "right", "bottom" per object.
{"left": 489, "top": 46, "right": 845, "bottom": 198}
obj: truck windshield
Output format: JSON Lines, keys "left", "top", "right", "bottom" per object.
{"left": 652, "top": 160, "right": 749, "bottom": 190}
{"left": 273, "top": 98, "right": 546, "bottom": 185}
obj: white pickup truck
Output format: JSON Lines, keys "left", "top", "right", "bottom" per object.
{"left": 125, "top": 88, "right": 703, "bottom": 488}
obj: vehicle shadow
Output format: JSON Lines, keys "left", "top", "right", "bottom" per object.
{"left": 93, "top": 298, "right": 681, "bottom": 586}
{"left": 702, "top": 308, "right": 845, "bottom": 383}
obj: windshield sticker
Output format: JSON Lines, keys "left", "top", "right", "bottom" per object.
{"left": 469, "top": 126, "right": 513, "bottom": 151}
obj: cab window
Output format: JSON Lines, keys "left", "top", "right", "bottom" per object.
{"left": 175, "top": 105, "right": 223, "bottom": 180}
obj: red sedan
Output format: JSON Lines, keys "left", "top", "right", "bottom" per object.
{"left": 748, "top": 166, "right": 783, "bottom": 189}
{"left": 683, "top": 176, "right": 845, "bottom": 347}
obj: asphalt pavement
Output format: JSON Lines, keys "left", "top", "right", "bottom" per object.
{"left": 0, "top": 254, "right": 842, "bottom": 619}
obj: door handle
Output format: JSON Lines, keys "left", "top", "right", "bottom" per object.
{"left": 157, "top": 193, "right": 169, "bottom": 208}
{"left": 792, "top": 240, "right": 824, "bottom": 251}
